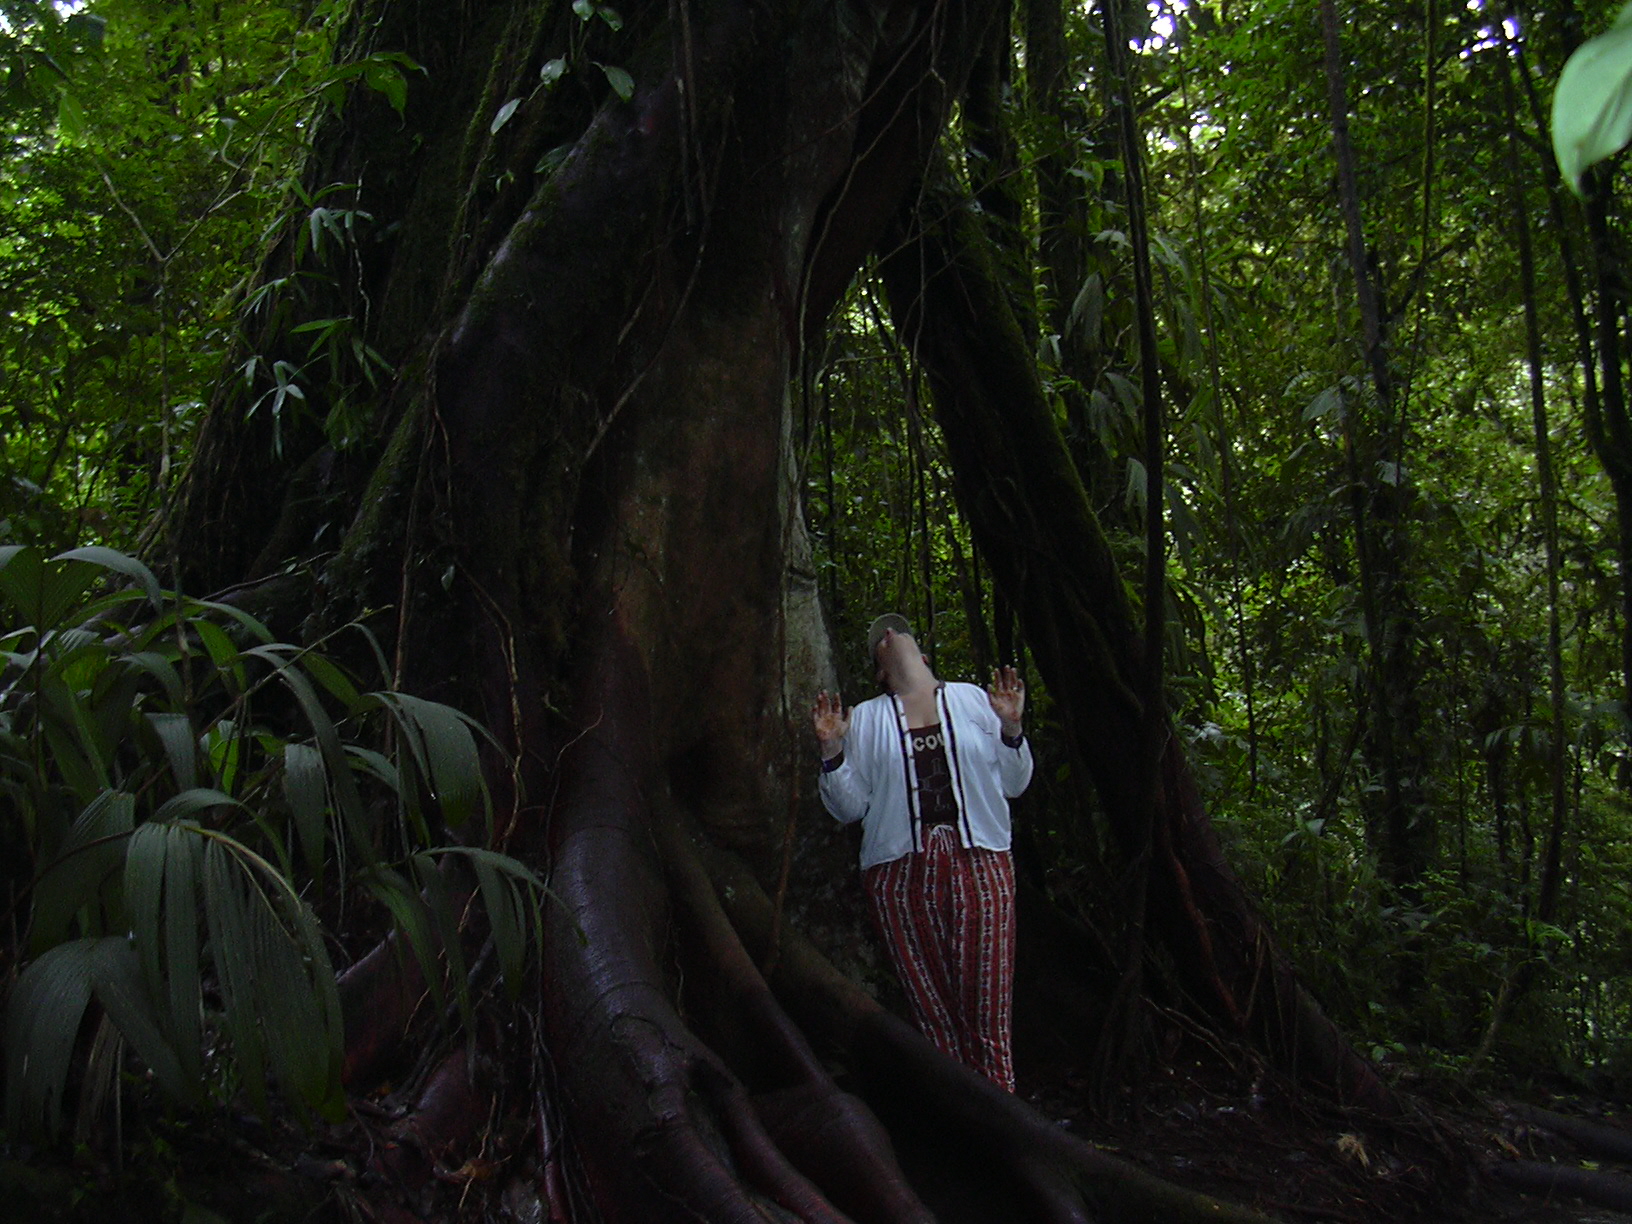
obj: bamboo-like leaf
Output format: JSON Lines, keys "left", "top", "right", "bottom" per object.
{"left": 186, "top": 597, "right": 275, "bottom": 645}
{"left": 414, "top": 852, "right": 472, "bottom": 1031}
{"left": 363, "top": 692, "right": 432, "bottom": 840}
{"left": 29, "top": 790, "right": 135, "bottom": 954}
{"left": 152, "top": 787, "right": 245, "bottom": 823}
{"left": 39, "top": 675, "right": 111, "bottom": 795}
{"left": 369, "top": 691, "right": 487, "bottom": 830}
{"left": 1553, "top": 1, "right": 1632, "bottom": 194}
{"left": 0, "top": 548, "right": 99, "bottom": 630}
{"left": 202, "top": 840, "right": 269, "bottom": 1118}
{"left": 283, "top": 742, "right": 328, "bottom": 883}
{"left": 193, "top": 618, "right": 247, "bottom": 691}
{"left": 301, "top": 652, "right": 362, "bottom": 713}
{"left": 4, "top": 937, "right": 100, "bottom": 1136}
{"left": 344, "top": 744, "right": 400, "bottom": 791}
{"left": 364, "top": 866, "right": 445, "bottom": 1013}
{"left": 436, "top": 846, "right": 546, "bottom": 998}
{"left": 122, "top": 649, "right": 186, "bottom": 708}
{"left": 345, "top": 620, "right": 393, "bottom": 683}
{"left": 146, "top": 711, "right": 198, "bottom": 790}
{"left": 124, "top": 823, "right": 204, "bottom": 1085}
{"left": 463, "top": 849, "right": 533, "bottom": 996}
{"left": 54, "top": 546, "right": 162, "bottom": 608}
{"left": 90, "top": 935, "right": 197, "bottom": 1105}
{"left": 246, "top": 645, "right": 371, "bottom": 852}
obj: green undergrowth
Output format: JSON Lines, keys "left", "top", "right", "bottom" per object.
{"left": 0, "top": 544, "right": 544, "bottom": 1147}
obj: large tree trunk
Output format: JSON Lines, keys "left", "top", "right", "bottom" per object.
{"left": 156, "top": 0, "right": 1420, "bottom": 1219}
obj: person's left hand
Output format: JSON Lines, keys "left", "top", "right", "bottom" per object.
{"left": 987, "top": 666, "right": 1025, "bottom": 735}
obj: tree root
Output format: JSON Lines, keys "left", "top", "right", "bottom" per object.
{"left": 1484, "top": 1158, "right": 1632, "bottom": 1212}
{"left": 1485, "top": 1103, "right": 1632, "bottom": 1214}
{"left": 367, "top": 1045, "right": 492, "bottom": 1196}
{"left": 1505, "top": 1101, "right": 1632, "bottom": 1163}
{"left": 543, "top": 625, "right": 913, "bottom": 1221}
{"left": 698, "top": 831, "right": 1277, "bottom": 1224}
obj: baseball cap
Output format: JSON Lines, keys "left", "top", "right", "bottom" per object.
{"left": 865, "top": 613, "right": 913, "bottom": 666}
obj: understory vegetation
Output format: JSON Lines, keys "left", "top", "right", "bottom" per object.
{"left": 7, "top": 0, "right": 1632, "bottom": 1219}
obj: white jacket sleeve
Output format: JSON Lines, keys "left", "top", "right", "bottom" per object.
{"left": 998, "top": 734, "right": 1034, "bottom": 798}
{"left": 817, "top": 753, "right": 871, "bottom": 824}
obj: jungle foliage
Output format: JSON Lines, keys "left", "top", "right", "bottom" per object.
{"left": 0, "top": 542, "right": 543, "bottom": 1144}
{"left": 6, "top": 0, "right": 1632, "bottom": 1214}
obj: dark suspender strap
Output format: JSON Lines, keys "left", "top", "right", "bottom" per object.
{"left": 894, "top": 696, "right": 921, "bottom": 853}
{"left": 940, "top": 687, "right": 974, "bottom": 847}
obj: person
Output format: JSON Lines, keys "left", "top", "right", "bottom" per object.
{"left": 811, "top": 613, "right": 1032, "bottom": 1092}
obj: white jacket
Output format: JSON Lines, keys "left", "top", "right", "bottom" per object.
{"left": 818, "top": 682, "right": 1033, "bottom": 868}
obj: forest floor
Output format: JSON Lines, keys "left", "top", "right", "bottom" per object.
{"left": 9, "top": 1009, "right": 1632, "bottom": 1223}
{"left": 1023, "top": 1050, "right": 1632, "bottom": 1223}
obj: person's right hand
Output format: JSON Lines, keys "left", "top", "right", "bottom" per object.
{"left": 811, "top": 690, "right": 849, "bottom": 760}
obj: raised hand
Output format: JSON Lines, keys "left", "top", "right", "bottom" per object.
{"left": 811, "top": 690, "right": 850, "bottom": 760}
{"left": 986, "top": 666, "right": 1025, "bottom": 735}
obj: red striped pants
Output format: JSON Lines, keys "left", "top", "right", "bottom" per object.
{"left": 864, "top": 825, "right": 1016, "bottom": 1092}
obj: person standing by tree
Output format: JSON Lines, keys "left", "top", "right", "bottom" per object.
{"left": 812, "top": 614, "right": 1032, "bottom": 1091}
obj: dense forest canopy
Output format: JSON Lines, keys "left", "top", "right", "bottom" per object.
{"left": 7, "top": 0, "right": 1632, "bottom": 1219}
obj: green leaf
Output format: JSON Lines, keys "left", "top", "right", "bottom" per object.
{"left": 367, "top": 691, "right": 487, "bottom": 830}
{"left": 457, "top": 847, "right": 545, "bottom": 995}
{"left": 302, "top": 652, "right": 362, "bottom": 713}
{"left": 1065, "top": 274, "right": 1103, "bottom": 344}
{"left": 55, "top": 87, "right": 85, "bottom": 139}
{"left": 0, "top": 547, "right": 98, "bottom": 630}
{"left": 29, "top": 791, "right": 135, "bottom": 955}
{"left": 193, "top": 619, "right": 247, "bottom": 691}
{"left": 414, "top": 852, "right": 471, "bottom": 1032}
{"left": 90, "top": 935, "right": 198, "bottom": 1105}
{"left": 54, "top": 547, "right": 162, "bottom": 608}
{"left": 601, "top": 64, "right": 634, "bottom": 102}
{"left": 5, "top": 938, "right": 100, "bottom": 1136}
{"left": 146, "top": 712, "right": 198, "bottom": 794}
{"left": 202, "top": 720, "right": 244, "bottom": 794}
{"left": 490, "top": 97, "right": 520, "bottom": 134}
{"left": 201, "top": 841, "right": 269, "bottom": 1118}
{"left": 362, "top": 57, "right": 408, "bottom": 115}
{"left": 124, "top": 823, "right": 204, "bottom": 1088}
{"left": 364, "top": 866, "right": 445, "bottom": 1013}
{"left": 540, "top": 58, "right": 568, "bottom": 86}
{"left": 198, "top": 835, "right": 342, "bottom": 1122}
{"left": 151, "top": 787, "right": 245, "bottom": 824}
{"left": 124, "top": 650, "right": 186, "bottom": 709}
{"left": 186, "top": 598, "right": 275, "bottom": 645}
{"left": 1552, "top": 1, "right": 1632, "bottom": 194}
{"left": 1303, "top": 385, "right": 1343, "bottom": 422}
{"left": 246, "top": 646, "right": 370, "bottom": 849}
{"left": 284, "top": 743, "right": 328, "bottom": 883}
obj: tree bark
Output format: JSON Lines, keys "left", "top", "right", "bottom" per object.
{"left": 1317, "top": 0, "right": 1429, "bottom": 889}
